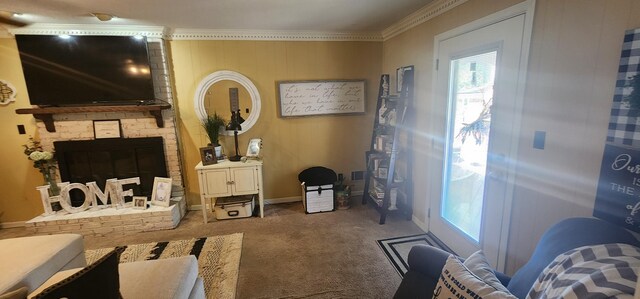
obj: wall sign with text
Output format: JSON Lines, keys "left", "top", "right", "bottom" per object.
{"left": 594, "top": 144, "right": 640, "bottom": 232}
{"left": 594, "top": 27, "right": 640, "bottom": 231}
{"left": 276, "top": 80, "right": 365, "bottom": 117}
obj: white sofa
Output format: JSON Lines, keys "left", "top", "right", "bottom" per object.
{"left": 0, "top": 234, "right": 86, "bottom": 294}
{"left": 0, "top": 234, "right": 205, "bottom": 299}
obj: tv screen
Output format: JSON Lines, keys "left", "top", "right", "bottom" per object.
{"left": 16, "top": 35, "right": 155, "bottom": 106}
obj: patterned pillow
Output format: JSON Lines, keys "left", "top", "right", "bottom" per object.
{"left": 464, "top": 250, "right": 509, "bottom": 293}
{"left": 32, "top": 248, "right": 122, "bottom": 299}
{"left": 434, "top": 255, "right": 517, "bottom": 299}
{"left": 527, "top": 243, "right": 640, "bottom": 299}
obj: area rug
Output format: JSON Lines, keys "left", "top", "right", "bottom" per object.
{"left": 85, "top": 233, "right": 243, "bottom": 299}
{"left": 377, "top": 232, "right": 454, "bottom": 277}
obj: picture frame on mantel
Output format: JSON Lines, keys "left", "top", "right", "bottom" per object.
{"left": 133, "top": 196, "right": 147, "bottom": 210}
{"left": 150, "top": 177, "right": 172, "bottom": 207}
{"left": 93, "top": 120, "right": 122, "bottom": 139}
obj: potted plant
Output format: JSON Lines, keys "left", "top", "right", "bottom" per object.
{"left": 202, "top": 113, "right": 227, "bottom": 158}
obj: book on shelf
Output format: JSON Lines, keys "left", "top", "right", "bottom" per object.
{"left": 374, "top": 135, "right": 391, "bottom": 152}
{"left": 368, "top": 154, "right": 388, "bottom": 173}
{"left": 378, "top": 167, "right": 388, "bottom": 179}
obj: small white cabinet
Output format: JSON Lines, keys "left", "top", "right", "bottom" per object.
{"left": 195, "top": 160, "right": 264, "bottom": 223}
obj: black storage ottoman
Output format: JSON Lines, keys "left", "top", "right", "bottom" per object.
{"left": 298, "top": 166, "right": 337, "bottom": 213}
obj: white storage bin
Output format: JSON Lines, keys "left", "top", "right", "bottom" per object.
{"left": 214, "top": 195, "right": 254, "bottom": 220}
{"left": 302, "top": 183, "right": 335, "bottom": 213}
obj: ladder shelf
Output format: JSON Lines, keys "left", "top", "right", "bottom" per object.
{"left": 362, "top": 67, "right": 414, "bottom": 224}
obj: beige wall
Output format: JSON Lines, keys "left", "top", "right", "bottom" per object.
{"left": 382, "top": 0, "right": 522, "bottom": 226}
{"left": 169, "top": 40, "right": 381, "bottom": 205}
{"left": 0, "top": 39, "right": 381, "bottom": 222}
{"left": 508, "top": 0, "right": 640, "bottom": 273}
{"left": 383, "top": 0, "right": 640, "bottom": 274}
{"left": 3, "top": 0, "right": 639, "bottom": 276}
{"left": 0, "top": 38, "right": 44, "bottom": 223}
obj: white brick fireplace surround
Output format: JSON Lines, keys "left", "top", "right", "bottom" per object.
{"left": 25, "top": 38, "right": 187, "bottom": 236}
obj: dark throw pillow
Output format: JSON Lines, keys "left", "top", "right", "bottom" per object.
{"left": 33, "top": 248, "right": 122, "bottom": 299}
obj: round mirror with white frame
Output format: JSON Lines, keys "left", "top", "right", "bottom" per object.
{"left": 194, "top": 70, "right": 261, "bottom": 135}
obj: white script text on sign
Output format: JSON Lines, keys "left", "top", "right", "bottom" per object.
{"left": 277, "top": 80, "right": 366, "bottom": 117}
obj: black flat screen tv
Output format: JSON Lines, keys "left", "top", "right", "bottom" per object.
{"left": 16, "top": 35, "right": 155, "bottom": 106}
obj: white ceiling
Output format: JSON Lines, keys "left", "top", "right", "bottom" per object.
{"left": 0, "top": 0, "right": 434, "bottom": 34}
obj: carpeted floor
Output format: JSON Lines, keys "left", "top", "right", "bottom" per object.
{"left": 377, "top": 233, "right": 453, "bottom": 277}
{"left": 85, "top": 234, "right": 243, "bottom": 299}
{"left": 0, "top": 197, "right": 424, "bottom": 298}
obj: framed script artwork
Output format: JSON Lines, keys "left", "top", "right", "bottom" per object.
{"left": 150, "top": 177, "right": 172, "bottom": 207}
{"left": 277, "top": 80, "right": 366, "bottom": 117}
{"left": 93, "top": 120, "right": 122, "bottom": 139}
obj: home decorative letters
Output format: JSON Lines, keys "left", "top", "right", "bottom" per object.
{"left": 37, "top": 177, "right": 141, "bottom": 214}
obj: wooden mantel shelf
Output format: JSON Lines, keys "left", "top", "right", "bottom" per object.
{"left": 15, "top": 104, "right": 172, "bottom": 132}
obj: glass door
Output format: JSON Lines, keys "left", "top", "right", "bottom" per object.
{"left": 429, "top": 13, "right": 528, "bottom": 269}
{"left": 442, "top": 51, "right": 497, "bottom": 242}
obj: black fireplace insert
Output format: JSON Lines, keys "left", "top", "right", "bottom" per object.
{"left": 54, "top": 137, "right": 168, "bottom": 206}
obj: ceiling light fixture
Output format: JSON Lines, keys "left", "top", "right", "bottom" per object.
{"left": 0, "top": 11, "right": 29, "bottom": 27}
{"left": 91, "top": 13, "right": 115, "bottom": 22}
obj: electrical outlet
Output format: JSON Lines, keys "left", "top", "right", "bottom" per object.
{"left": 351, "top": 171, "right": 364, "bottom": 180}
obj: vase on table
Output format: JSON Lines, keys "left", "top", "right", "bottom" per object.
{"left": 43, "top": 168, "right": 62, "bottom": 211}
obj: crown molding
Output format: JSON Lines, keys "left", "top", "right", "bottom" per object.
{"left": 2, "top": 0, "right": 469, "bottom": 43}
{"left": 8, "top": 24, "right": 167, "bottom": 37}
{"left": 382, "top": 0, "right": 469, "bottom": 40}
{"left": 168, "top": 29, "right": 382, "bottom": 41}
{"left": 4, "top": 24, "right": 382, "bottom": 41}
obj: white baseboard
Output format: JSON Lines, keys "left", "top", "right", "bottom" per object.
{"left": 265, "top": 196, "right": 301, "bottom": 205}
{"left": 188, "top": 196, "right": 302, "bottom": 211}
{"left": 188, "top": 191, "right": 364, "bottom": 211}
{"left": 0, "top": 221, "right": 26, "bottom": 228}
{"left": 412, "top": 215, "right": 428, "bottom": 233}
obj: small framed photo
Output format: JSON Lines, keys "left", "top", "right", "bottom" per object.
{"left": 246, "top": 138, "right": 262, "bottom": 157}
{"left": 200, "top": 146, "right": 217, "bottom": 165}
{"left": 150, "top": 177, "right": 172, "bottom": 207}
{"left": 93, "top": 120, "right": 122, "bottom": 139}
{"left": 133, "top": 196, "right": 147, "bottom": 210}
{"left": 396, "top": 66, "right": 413, "bottom": 93}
